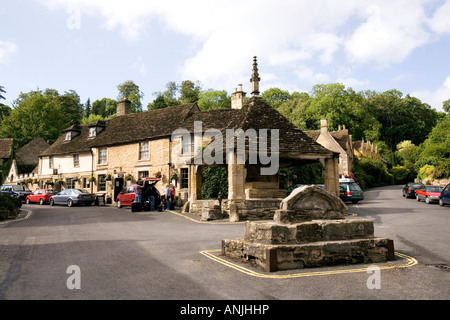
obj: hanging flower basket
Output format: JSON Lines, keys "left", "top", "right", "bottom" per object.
{"left": 32, "top": 179, "right": 38, "bottom": 184}
{"left": 125, "top": 174, "right": 133, "bottom": 181}
{"left": 88, "top": 176, "right": 96, "bottom": 183}
{"left": 170, "top": 170, "right": 178, "bottom": 181}
{"left": 106, "top": 174, "right": 112, "bottom": 181}
{"left": 155, "top": 171, "right": 162, "bottom": 179}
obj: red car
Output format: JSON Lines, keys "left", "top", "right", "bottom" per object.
{"left": 416, "top": 185, "right": 444, "bottom": 204}
{"left": 26, "top": 189, "right": 56, "bottom": 205}
{"left": 116, "top": 178, "right": 161, "bottom": 209}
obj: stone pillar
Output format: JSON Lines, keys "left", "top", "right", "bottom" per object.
{"left": 323, "top": 155, "right": 340, "bottom": 197}
{"left": 228, "top": 152, "right": 246, "bottom": 222}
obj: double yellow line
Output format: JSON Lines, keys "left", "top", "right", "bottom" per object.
{"left": 200, "top": 250, "right": 418, "bottom": 279}
{"left": 0, "top": 209, "right": 32, "bottom": 226}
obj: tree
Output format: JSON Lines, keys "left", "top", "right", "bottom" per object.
{"left": 117, "top": 81, "right": 144, "bottom": 113}
{"left": 197, "top": 89, "right": 231, "bottom": 111}
{"left": 179, "top": 80, "right": 202, "bottom": 104}
{"left": 262, "top": 88, "right": 291, "bottom": 109}
{"left": 84, "top": 98, "right": 91, "bottom": 118}
{"left": 396, "top": 140, "right": 419, "bottom": 169}
{"left": 0, "top": 86, "right": 6, "bottom": 101}
{"left": 91, "top": 98, "right": 117, "bottom": 117}
{"left": 147, "top": 93, "right": 168, "bottom": 110}
{"left": 57, "top": 90, "right": 84, "bottom": 125}
{"left": 0, "top": 90, "right": 68, "bottom": 147}
{"left": 444, "top": 98, "right": 450, "bottom": 113}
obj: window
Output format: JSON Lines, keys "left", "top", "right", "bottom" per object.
{"left": 181, "top": 136, "right": 194, "bottom": 155}
{"left": 89, "top": 127, "right": 97, "bottom": 138}
{"left": 139, "top": 171, "right": 149, "bottom": 179}
{"left": 73, "top": 154, "right": 80, "bottom": 168}
{"left": 83, "top": 177, "right": 90, "bottom": 189}
{"left": 49, "top": 156, "right": 54, "bottom": 169}
{"left": 98, "top": 148, "right": 107, "bottom": 165}
{"left": 65, "top": 132, "right": 72, "bottom": 141}
{"left": 181, "top": 168, "right": 189, "bottom": 189}
{"left": 139, "top": 141, "right": 149, "bottom": 161}
{"left": 98, "top": 174, "right": 106, "bottom": 192}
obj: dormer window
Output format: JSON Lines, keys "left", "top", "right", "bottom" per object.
{"left": 65, "top": 131, "right": 72, "bottom": 141}
{"left": 89, "top": 127, "right": 97, "bottom": 138}
{"left": 63, "top": 125, "right": 81, "bottom": 142}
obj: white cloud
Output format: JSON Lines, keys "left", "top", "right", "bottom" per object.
{"left": 411, "top": 76, "right": 450, "bottom": 112}
{"left": 295, "top": 66, "right": 330, "bottom": 84}
{"left": 0, "top": 41, "right": 18, "bottom": 65}
{"left": 345, "top": 1, "right": 431, "bottom": 66}
{"left": 429, "top": 0, "right": 450, "bottom": 34}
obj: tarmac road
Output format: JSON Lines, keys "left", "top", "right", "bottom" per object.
{"left": 0, "top": 185, "right": 449, "bottom": 304}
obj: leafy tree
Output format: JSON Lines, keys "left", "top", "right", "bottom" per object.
{"left": 443, "top": 98, "right": 450, "bottom": 113}
{"left": 201, "top": 167, "right": 228, "bottom": 199}
{"left": 0, "top": 86, "right": 6, "bottom": 101}
{"left": 197, "top": 89, "right": 231, "bottom": 111}
{"left": 117, "top": 80, "right": 144, "bottom": 113}
{"left": 84, "top": 98, "right": 91, "bottom": 117}
{"left": 262, "top": 88, "right": 291, "bottom": 109}
{"left": 81, "top": 113, "right": 105, "bottom": 125}
{"left": 180, "top": 80, "right": 202, "bottom": 104}
{"left": 147, "top": 93, "right": 168, "bottom": 110}
{"left": 396, "top": 140, "right": 419, "bottom": 170}
{"left": 57, "top": 90, "right": 84, "bottom": 125}
{"left": 0, "top": 90, "right": 68, "bottom": 147}
{"left": 91, "top": 98, "right": 117, "bottom": 117}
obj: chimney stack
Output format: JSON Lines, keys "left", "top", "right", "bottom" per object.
{"left": 320, "top": 119, "right": 328, "bottom": 134}
{"left": 250, "top": 56, "right": 261, "bottom": 97}
{"left": 231, "top": 84, "right": 246, "bottom": 109}
{"left": 117, "top": 98, "right": 131, "bottom": 116}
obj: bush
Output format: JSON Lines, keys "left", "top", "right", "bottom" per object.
{"left": 353, "top": 158, "right": 392, "bottom": 189}
{"left": 390, "top": 166, "right": 413, "bottom": 184}
{"left": 431, "top": 159, "right": 450, "bottom": 180}
{"left": 0, "top": 195, "right": 21, "bottom": 221}
{"left": 418, "top": 164, "right": 436, "bottom": 181}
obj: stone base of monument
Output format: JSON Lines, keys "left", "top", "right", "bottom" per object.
{"left": 222, "top": 185, "right": 395, "bottom": 272}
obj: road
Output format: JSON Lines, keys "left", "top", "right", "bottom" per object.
{"left": 0, "top": 185, "right": 449, "bottom": 304}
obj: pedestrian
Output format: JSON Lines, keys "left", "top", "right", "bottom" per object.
{"left": 148, "top": 184, "right": 157, "bottom": 211}
{"left": 170, "top": 183, "right": 176, "bottom": 209}
{"left": 135, "top": 180, "right": 144, "bottom": 204}
{"left": 165, "top": 184, "right": 171, "bottom": 210}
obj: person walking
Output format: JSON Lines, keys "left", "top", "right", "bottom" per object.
{"left": 169, "top": 183, "right": 176, "bottom": 209}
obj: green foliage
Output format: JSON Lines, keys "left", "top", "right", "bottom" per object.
{"left": 117, "top": 80, "right": 144, "bottom": 113}
{"left": 261, "top": 88, "right": 291, "bottom": 109}
{"left": 0, "top": 89, "right": 82, "bottom": 148}
{"left": 179, "top": 80, "right": 202, "bottom": 104}
{"left": 201, "top": 167, "right": 228, "bottom": 199}
{"left": 418, "top": 165, "right": 436, "bottom": 181}
{"left": 0, "top": 195, "right": 21, "bottom": 221}
{"left": 390, "top": 166, "right": 412, "bottom": 184}
{"left": 198, "top": 89, "right": 231, "bottom": 111}
{"left": 431, "top": 159, "right": 450, "bottom": 179}
{"left": 91, "top": 98, "right": 117, "bottom": 117}
{"left": 352, "top": 158, "right": 392, "bottom": 189}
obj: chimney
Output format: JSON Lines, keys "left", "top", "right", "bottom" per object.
{"left": 231, "top": 84, "right": 246, "bottom": 109}
{"left": 320, "top": 119, "right": 328, "bottom": 134}
{"left": 117, "top": 98, "right": 131, "bottom": 116}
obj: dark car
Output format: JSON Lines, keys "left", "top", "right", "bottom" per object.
{"left": 49, "top": 188, "right": 96, "bottom": 207}
{"left": 339, "top": 179, "right": 364, "bottom": 204}
{"left": 402, "top": 182, "right": 423, "bottom": 198}
{"left": 116, "top": 178, "right": 161, "bottom": 209}
{"left": 416, "top": 185, "right": 444, "bottom": 204}
{"left": 26, "top": 189, "right": 56, "bottom": 205}
{"left": 440, "top": 183, "right": 450, "bottom": 206}
{"left": 0, "top": 184, "right": 32, "bottom": 201}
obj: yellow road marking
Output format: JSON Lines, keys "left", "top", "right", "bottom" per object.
{"left": 200, "top": 250, "right": 418, "bottom": 279}
{"left": 0, "top": 210, "right": 32, "bottom": 225}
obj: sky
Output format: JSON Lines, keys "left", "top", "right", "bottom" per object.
{"left": 1, "top": 0, "right": 450, "bottom": 112}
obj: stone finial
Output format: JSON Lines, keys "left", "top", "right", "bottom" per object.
{"left": 250, "top": 56, "right": 261, "bottom": 97}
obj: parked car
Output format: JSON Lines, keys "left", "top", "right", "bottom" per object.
{"left": 26, "top": 189, "right": 56, "bottom": 205}
{"left": 49, "top": 189, "right": 96, "bottom": 207}
{"left": 440, "top": 183, "right": 450, "bottom": 206}
{"left": 402, "top": 182, "right": 424, "bottom": 198}
{"left": 416, "top": 185, "right": 444, "bottom": 204}
{"left": 116, "top": 178, "right": 161, "bottom": 209}
{"left": 0, "top": 184, "right": 32, "bottom": 201}
{"left": 339, "top": 178, "right": 364, "bottom": 204}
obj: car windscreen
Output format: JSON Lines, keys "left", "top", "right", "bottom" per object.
{"left": 411, "top": 183, "right": 423, "bottom": 188}
{"left": 46, "top": 190, "right": 56, "bottom": 194}
{"left": 74, "top": 189, "right": 91, "bottom": 194}
{"left": 12, "top": 185, "right": 30, "bottom": 192}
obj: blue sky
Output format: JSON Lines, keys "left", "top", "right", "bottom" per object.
{"left": 1, "top": 0, "right": 450, "bottom": 111}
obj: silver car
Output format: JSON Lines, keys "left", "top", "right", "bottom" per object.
{"left": 49, "top": 189, "right": 96, "bottom": 207}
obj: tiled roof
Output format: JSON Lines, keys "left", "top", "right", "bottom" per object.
{"left": 15, "top": 137, "right": 50, "bottom": 165}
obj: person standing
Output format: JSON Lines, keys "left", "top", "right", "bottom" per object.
{"left": 135, "top": 181, "right": 144, "bottom": 204}
{"left": 165, "top": 184, "right": 171, "bottom": 210}
{"left": 170, "top": 183, "right": 176, "bottom": 209}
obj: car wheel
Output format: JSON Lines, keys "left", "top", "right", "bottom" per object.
{"left": 39, "top": 198, "right": 44, "bottom": 205}
{"left": 67, "top": 199, "right": 73, "bottom": 207}
{"left": 439, "top": 199, "right": 444, "bottom": 206}
{"left": 26, "top": 198, "right": 30, "bottom": 204}
{"left": 416, "top": 195, "right": 420, "bottom": 201}
{"left": 50, "top": 199, "right": 55, "bottom": 206}
{"left": 117, "top": 200, "right": 122, "bottom": 208}
{"left": 425, "top": 197, "right": 430, "bottom": 204}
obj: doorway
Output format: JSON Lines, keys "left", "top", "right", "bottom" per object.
{"left": 114, "top": 178, "right": 124, "bottom": 201}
